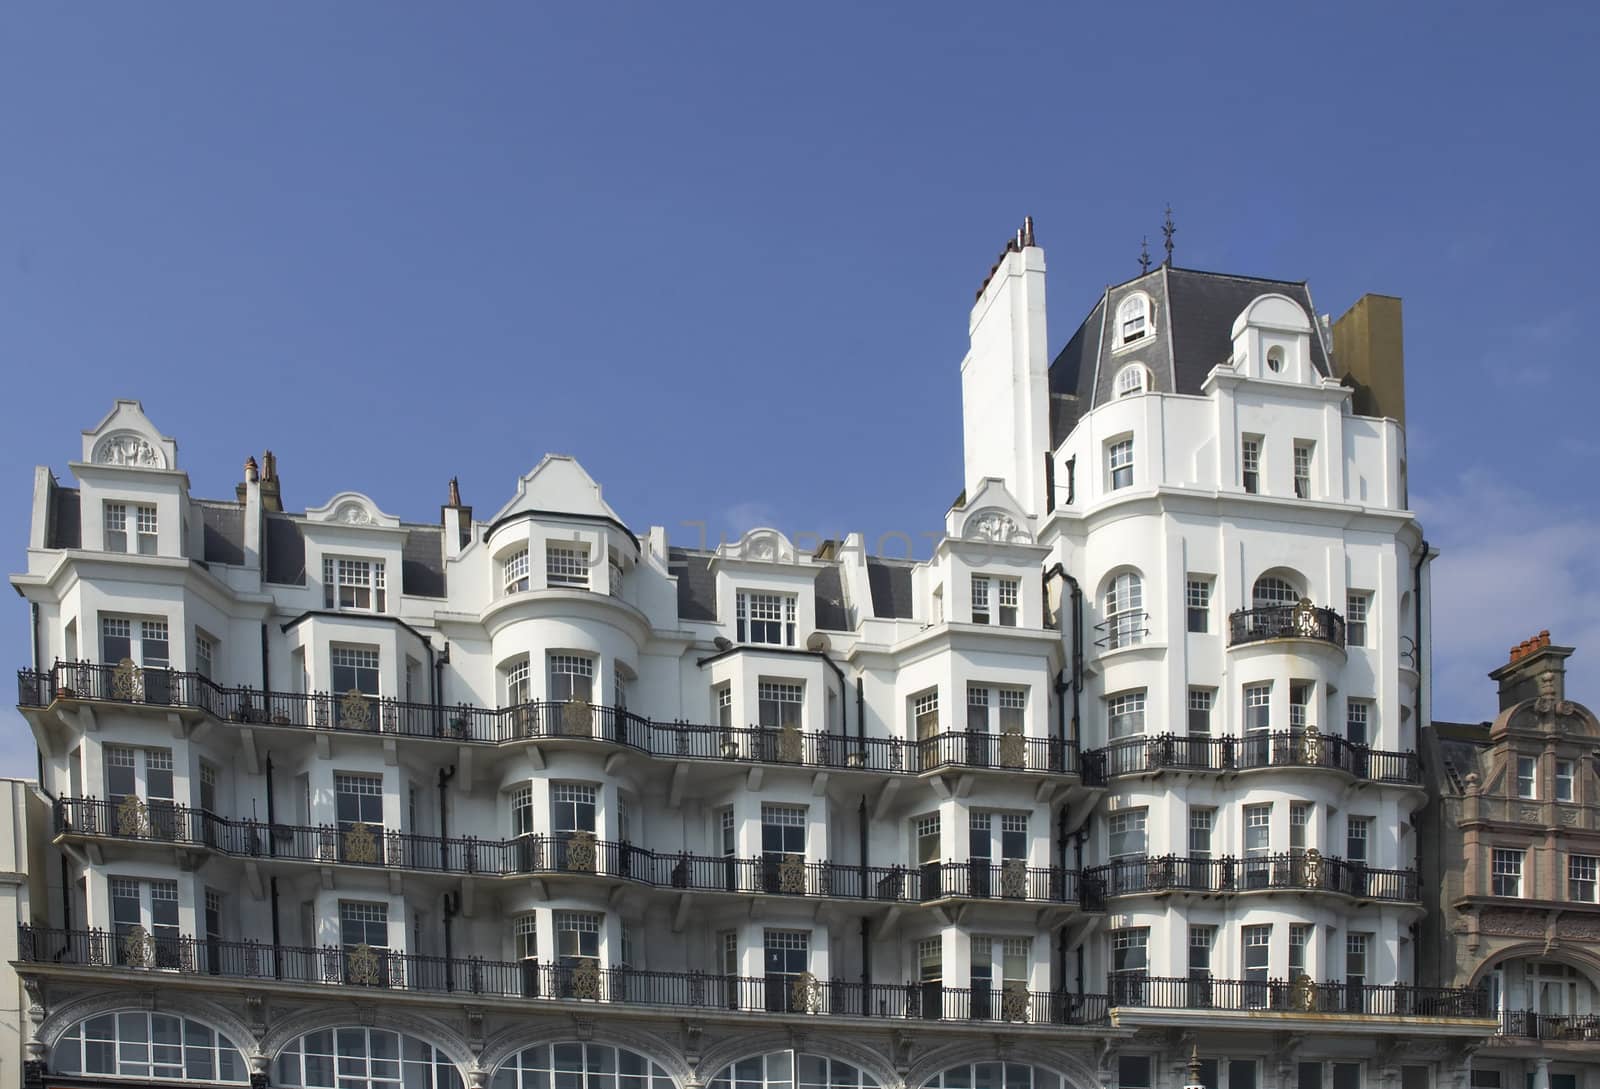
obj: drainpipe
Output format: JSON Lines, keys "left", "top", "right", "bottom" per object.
{"left": 269, "top": 876, "right": 282, "bottom": 979}
{"left": 432, "top": 643, "right": 447, "bottom": 738}
{"left": 858, "top": 797, "right": 871, "bottom": 997}
{"left": 30, "top": 603, "right": 41, "bottom": 675}
{"left": 259, "top": 622, "right": 269, "bottom": 691}
{"left": 264, "top": 754, "right": 276, "bottom": 858}
{"left": 1411, "top": 537, "right": 1431, "bottom": 986}
{"left": 438, "top": 766, "right": 455, "bottom": 842}
{"left": 60, "top": 854, "right": 71, "bottom": 931}
{"left": 1042, "top": 565, "right": 1083, "bottom": 746}
{"left": 443, "top": 892, "right": 458, "bottom": 992}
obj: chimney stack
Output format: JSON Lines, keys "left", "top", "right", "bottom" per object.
{"left": 239, "top": 455, "right": 263, "bottom": 572}
{"left": 1489, "top": 629, "right": 1572, "bottom": 711}
{"left": 259, "top": 450, "right": 284, "bottom": 513}
{"left": 1331, "top": 294, "right": 1407, "bottom": 424}
{"left": 442, "top": 477, "right": 473, "bottom": 559}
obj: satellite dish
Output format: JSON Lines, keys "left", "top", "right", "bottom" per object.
{"left": 713, "top": 636, "right": 733, "bottom": 652}
{"left": 806, "top": 633, "right": 830, "bottom": 653}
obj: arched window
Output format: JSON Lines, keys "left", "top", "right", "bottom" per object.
{"left": 1114, "top": 365, "right": 1148, "bottom": 398}
{"left": 1103, "top": 572, "right": 1145, "bottom": 649}
{"left": 1266, "top": 346, "right": 1285, "bottom": 374}
{"left": 1252, "top": 575, "right": 1300, "bottom": 609}
{"left": 53, "top": 1011, "right": 248, "bottom": 1083}
{"left": 921, "top": 1064, "right": 1067, "bottom": 1089}
{"left": 277, "top": 1029, "right": 462, "bottom": 1089}
{"left": 1117, "top": 295, "right": 1150, "bottom": 345}
{"left": 493, "top": 1044, "right": 674, "bottom": 1089}
{"left": 708, "top": 1052, "right": 879, "bottom": 1089}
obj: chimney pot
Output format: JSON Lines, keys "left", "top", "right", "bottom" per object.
{"left": 244, "top": 456, "right": 259, "bottom": 483}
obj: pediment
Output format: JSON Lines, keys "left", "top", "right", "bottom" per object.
{"left": 489, "top": 455, "right": 622, "bottom": 526}
{"left": 950, "top": 478, "right": 1033, "bottom": 543}
{"left": 305, "top": 492, "right": 401, "bottom": 529}
{"left": 80, "top": 400, "right": 178, "bottom": 470}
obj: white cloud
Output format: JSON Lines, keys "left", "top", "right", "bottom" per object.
{"left": 1420, "top": 469, "right": 1600, "bottom": 723}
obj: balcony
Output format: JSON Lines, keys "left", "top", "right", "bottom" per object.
{"left": 1093, "top": 731, "right": 1421, "bottom": 784}
{"left": 52, "top": 798, "right": 1095, "bottom": 907}
{"left": 1109, "top": 975, "right": 1488, "bottom": 1018}
{"left": 1088, "top": 853, "right": 1419, "bottom": 902}
{"left": 1495, "top": 1008, "right": 1600, "bottom": 1042}
{"left": 1227, "top": 603, "right": 1345, "bottom": 649}
{"left": 17, "top": 926, "right": 1111, "bottom": 1028}
{"left": 19, "top": 664, "right": 1093, "bottom": 782}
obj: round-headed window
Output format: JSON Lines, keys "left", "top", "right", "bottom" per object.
{"left": 708, "top": 1051, "right": 879, "bottom": 1089}
{"left": 1114, "top": 365, "right": 1148, "bottom": 398}
{"left": 54, "top": 1012, "right": 249, "bottom": 1083}
{"left": 1252, "top": 575, "right": 1300, "bottom": 608}
{"left": 493, "top": 1043, "right": 674, "bottom": 1089}
{"left": 922, "top": 1064, "right": 1066, "bottom": 1089}
{"left": 277, "top": 1028, "right": 461, "bottom": 1089}
{"left": 1266, "top": 346, "right": 1285, "bottom": 373}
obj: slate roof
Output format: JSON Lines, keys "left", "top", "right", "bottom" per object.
{"left": 866, "top": 558, "right": 916, "bottom": 619}
{"left": 1048, "top": 265, "right": 1332, "bottom": 448}
{"left": 263, "top": 515, "right": 307, "bottom": 585}
{"left": 401, "top": 527, "right": 447, "bottom": 598}
{"left": 668, "top": 549, "right": 717, "bottom": 621}
{"left": 197, "top": 502, "right": 245, "bottom": 566}
{"left": 47, "top": 485, "right": 81, "bottom": 550}
{"left": 1431, "top": 721, "right": 1492, "bottom": 796}
{"left": 814, "top": 564, "right": 850, "bottom": 631}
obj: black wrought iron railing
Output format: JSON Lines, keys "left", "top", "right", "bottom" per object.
{"left": 1096, "top": 731, "right": 1420, "bottom": 784}
{"left": 1228, "top": 604, "right": 1346, "bottom": 648}
{"left": 1496, "top": 1008, "right": 1600, "bottom": 1040}
{"left": 1088, "top": 853, "right": 1419, "bottom": 902}
{"left": 53, "top": 798, "right": 1095, "bottom": 906}
{"left": 16, "top": 926, "right": 1111, "bottom": 1026}
{"left": 18, "top": 663, "right": 1093, "bottom": 781}
{"left": 1108, "top": 974, "right": 1488, "bottom": 1017}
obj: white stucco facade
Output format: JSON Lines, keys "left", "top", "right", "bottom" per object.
{"left": 7, "top": 237, "right": 1495, "bottom": 1089}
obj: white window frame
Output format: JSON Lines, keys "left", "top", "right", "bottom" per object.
{"left": 1108, "top": 809, "right": 1147, "bottom": 859}
{"left": 1516, "top": 756, "right": 1537, "bottom": 800}
{"left": 1108, "top": 438, "right": 1135, "bottom": 491}
{"left": 1346, "top": 592, "right": 1370, "bottom": 647}
{"left": 1253, "top": 576, "right": 1299, "bottom": 608}
{"left": 1185, "top": 577, "right": 1211, "bottom": 633}
{"left": 502, "top": 548, "right": 530, "bottom": 594}
{"left": 1116, "top": 294, "right": 1151, "bottom": 347}
{"left": 971, "top": 576, "right": 992, "bottom": 624}
{"left": 912, "top": 689, "right": 939, "bottom": 740}
{"left": 1188, "top": 688, "right": 1214, "bottom": 735}
{"left": 1244, "top": 804, "right": 1271, "bottom": 857}
{"left": 737, "top": 591, "right": 796, "bottom": 646}
{"left": 1492, "top": 848, "right": 1523, "bottom": 897}
{"left": 1556, "top": 759, "right": 1575, "bottom": 803}
{"left": 104, "top": 502, "right": 129, "bottom": 553}
{"left": 1108, "top": 691, "right": 1146, "bottom": 739}
{"left": 1293, "top": 441, "right": 1314, "bottom": 499}
{"left": 546, "top": 543, "right": 590, "bottom": 589}
{"left": 1569, "top": 854, "right": 1598, "bottom": 902}
{"left": 1241, "top": 436, "right": 1262, "bottom": 494}
{"left": 1189, "top": 808, "right": 1214, "bottom": 858}
{"left": 997, "top": 577, "right": 1019, "bottom": 626}
{"left": 548, "top": 653, "right": 595, "bottom": 703}
{"left": 1115, "top": 364, "right": 1148, "bottom": 397}
{"left": 1103, "top": 572, "right": 1144, "bottom": 649}
{"left": 323, "top": 556, "right": 386, "bottom": 612}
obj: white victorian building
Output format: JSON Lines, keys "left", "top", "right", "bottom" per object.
{"left": 8, "top": 224, "right": 1493, "bottom": 1089}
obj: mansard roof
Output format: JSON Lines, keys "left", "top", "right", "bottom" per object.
{"left": 1047, "top": 265, "right": 1334, "bottom": 447}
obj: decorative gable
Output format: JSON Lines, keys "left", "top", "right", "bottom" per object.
{"left": 80, "top": 400, "right": 178, "bottom": 470}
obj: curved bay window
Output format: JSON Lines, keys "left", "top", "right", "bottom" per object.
{"left": 53, "top": 1011, "right": 248, "bottom": 1083}
{"left": 493, "top": 1044, "right": 674, "bottom": 1089}
{"left": 276, "top": 1029, "right": 461, "bottom": 1089}
{"left": 1102, "top": 572, "right": 1144, "bottom": 649}
{"left": 708, "top": 1051, "right": 878, "bottom": 1089}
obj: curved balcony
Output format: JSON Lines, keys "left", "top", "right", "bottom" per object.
{"left": 1227, "top": 603, "right": 1345, "bottom": 649}
{"left": 1088, "top": 853, "right": 1419, "bottom": 901}
{"left": 1093, "top": 731, "right": 1421, "bottom": 784}
{"left": 18, "top": 926, "right": 1111, "bottom": 1028}
{"left": 52, "top": 798, "right": 1094, "bottom": 907}
{"left": 1109, "top": 974, "right": 1487, "bottom": 1018}
{"left": 18, "top": 663, "right": 1093, "bottom": 781}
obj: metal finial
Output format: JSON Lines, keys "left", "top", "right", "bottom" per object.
{"left": 1138, "top": 236, "right": 1152, "bottom": 274}
{"left": 1186, "top": 1045, "right": 1202, "bottom": 1087}
{"left": 1162, "top": 204, "right": 1176, "bottom": 266}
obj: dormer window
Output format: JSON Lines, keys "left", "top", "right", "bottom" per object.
{"left": 323, "top": 557, "right": 386, "bottom": 612}
{"left": 104, "top": 502, "right": 157, "bottom": 555}
{"left": 1266, "top": 346, "right": 1285, "bottom": 374}
{"left": 737, "top": 591, "right": 795, "bottom": 646}
{"left": 1117, "top": 294, "right": 1152, "bottom": 347}
{"left": 1115, "top": 365, "right": 1149, "bottom": 398}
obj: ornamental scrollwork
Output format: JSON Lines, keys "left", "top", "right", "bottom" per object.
{"left": 571, "top": 959, "right": 601, "bottom": 1000}
{"left": 1301, "top": 848, "right": 1323, "bottom": 888}
{"left": 566, "top": 831, "right": 597, "bottom": 873}
{"left": 1001, "top": 858, "right": 1028, "bottom": 898}
{"left": 778, "top": 725, "right": 803, "bottom": 763}
{"left": 341, "top": 689, "right": 372, "bottom": 731}
{"left": 790, "top": 971, "right": 822, "bottom": 1013}
{"left": 999, "top": 730, "right": 1025, "bottom": 769}
{"left": 117, "top": 795, "right": 152, "bottom": 837}
{"left": 346, "top": 943, "right": 381, "bottom": 986}
{"left": 122, "top": 925, "right": 157, "bottom": 969}
{"left": 1001, "top": 981, "right": 1030, "bottom": 1022}
{"left": 112, "top": 658, "right": 144, "bottom": 702}
{"left": 779, "top": 853, "right": 807, "bottom": 894}
{"left": 1290, "top": 975, "right": 1318, "bottom": 1011}
{"left": 1301, "top": 724, "right": 1324, "bottom": 764}
{"left": 562, "top": 699, "right": 594, "bottom": 737}
{"left": 344, "top": 821, "right": 378, "bottom": 864}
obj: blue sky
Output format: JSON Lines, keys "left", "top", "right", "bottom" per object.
{"left": 2, "top": 3, "right": 1597, "bottom": 772}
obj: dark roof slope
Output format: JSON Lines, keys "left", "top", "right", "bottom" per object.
{"left": 866, "top": 558, "right": 916, "bottom": 619}
{"left": 668, "top": 549, "right": 717, "bottom": 622}
{"left": 401, "top": 527, "right": 447, "bottom": 598}
{"left": 814, "top": 564, "right": 850, "bottom": 631}
{"left": 47, "top": 486, "right": 81, "bottom": 550}
{"left": 198, "top": 502, "right": 245, "bottom": 566}
{"left": 264, "top": 515, "right": 306, "bottom": 585}
{"left": 1048, "top": 266, "right": 1331, "bottom": 448}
